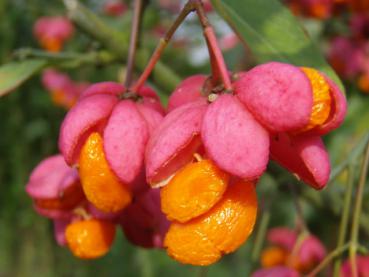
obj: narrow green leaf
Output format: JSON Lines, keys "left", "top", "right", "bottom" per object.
{"left": 211, "top": 0, "right": 344, "bottom": 90}
{"left": 0, "top": 59, "right": 46, "bottom": 97}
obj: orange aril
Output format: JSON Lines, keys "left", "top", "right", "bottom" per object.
{"left": 261, "top": 246, "right": 288, "bottom": 268}
{"left": 79, "top": 132, "right": 131, "bottom": 213}
{"left": 40, "top": 37, "right": 62, "bottom": 53}
{"left": 161, "top": 159, "right": 229, "bottom": 223}
{"left": 65, "top": 219, "right": 116, "bottom": 259}
{"left": 198, "top": 180, "right": 257, "bottom": 253}
{"left": 34, "top": 182, "right": 84, "bottom": 210}
{"left": 163, "top": 222, "right": 221, "bottom": 265}
{"left": 164, "top": 181, "right": 257, "bottom": 266}
{"left": 300, "top": 67, "right": 332, "bottom": 132}
{"left": 358, "top": 74, "right": 369, "bottom": 93}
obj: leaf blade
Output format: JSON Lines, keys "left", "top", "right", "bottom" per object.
{"left": 0, "top": 59, "right": 46, "bottom": 97}
{"left": 211, "top": 0, "right": 344, "bottom": 90}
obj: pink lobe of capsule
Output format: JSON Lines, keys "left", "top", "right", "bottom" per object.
{"left": 59, "top": 94, "right": 118, "bottom": 165}
{"left": 145, "top": 100, "right": 207, "bottom": 186}
{"left": 270, "top": 133, "right": 331, "bottom": 190}
{"left": 103, "top": 100, "right": 149, "bottom": 184}
{"left": 234, "top": 62, "right": 313, "bottom": 133}
{"left": 167, "top": 74, "right": 207, "bottom": 112}
{"left": 202, "top": 94, "right": 270, "bottom": 180}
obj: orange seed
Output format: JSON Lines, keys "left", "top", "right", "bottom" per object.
{"left": 65, "top": 219, "right": 116, "bottom": 259}
{"left": 300, "top": 67, "right": 332, "bottom": 132}
{"left": 79, "top": 132, "right": 132, "bottom": 213}
{"left": 161, "top": 159, "right": 229, "bottom": 223}
{"left": 164, "top": 181, "right": 257, "bottom": 266}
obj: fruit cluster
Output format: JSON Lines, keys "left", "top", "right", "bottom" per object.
{"left": 26, "top": 82, "right": 169, "bottom": 259}
{"left": 328, "top": 13, "right": 369, "bottom": 93}
{"left": 33, "top": 16, "right": 74, "bottom": 53}
{"left": 26, "top": 60, "right": 347, "bottom": 265}
{"left": 33, "top": 17, "right": 88, "bottom": 110}
{"left": 284, "top": 0, "right": 369, "bottom": 94}
{"left": 253, "top": 227, "right": 326, "bottom": 276}
{"left": 26, "top": 0, "right": 348, "bottom": 267}
{"left": 252, "top": 229, "right": 369, "bottom": 277}
{"left": 26, "top": 153, "right": 169, "bottom": 259}
{"left": 286, "top": 0, "right": 369, "bottom": 19}
{"left": 42, "top": 69, "right": 90, "bottom": 109}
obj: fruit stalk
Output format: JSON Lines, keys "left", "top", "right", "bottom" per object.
{"left": 193, "top": 1, "right": 232, "bottom": 91}
{"left": 131, "top": 1, "right": 196, "bottom": 92}
{"left": 332, "top": 165, "right": 355, "bottom": 276}
{"left": 132, "top": 0, "right": 232, "bottom": 93}
{"left": 125, "top": 0, "right": 146, "bottom": 88}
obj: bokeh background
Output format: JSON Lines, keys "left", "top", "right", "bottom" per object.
{"left": 1, "top": 0, "right": 369, "bottom": 276}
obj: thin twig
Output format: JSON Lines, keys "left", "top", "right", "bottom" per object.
{"left": 333, "top": 165, "right": 355, "bottom": 276}
{"left": 251, "top": 207, "right": 270, "bottom": 262}
{"left": 132, "top": 0, "right": 231, "bottom": 93}
{"left": 307, "top": 243, "right": 351, "bottom": 277}
{"left": 192, "top": 1, "right": 232, "bottom": 91}
{"left": 288, "top": 183, "right": 308, "bottom": 233}
{"left": 63, "top": 0, "right": 180, "bottom": 92}
{"left": 125, "top": 0, "right": 146, "bottom": 88}
{"left": 131, "top": 1, "right": 196, "bottom": 92}
{"left": 349, "top": 141, "right": 369, "bottom": 277}
{"left": 358, "top": 245, "right": 369, "bottom": 255}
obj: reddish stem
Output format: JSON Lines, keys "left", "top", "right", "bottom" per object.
{"left": 131, "top": 1, "right": 196, "bottom": 92}
{"left": 131, "top": 39, "right": 166, "bottom": 92}
{"left": 125, "top": 0, "right": 146, "bottom": 88}
{"left": 193, "top": 1, "right": 232, "bottom": 91}
{"left": 203, "top": 27, "right": 232, "bottom": 91}
{"left": 205, "top": 34, "right": 220, "bottom": 86}
{"left": 131, "top": 0, "right": 232, "bottom": 93}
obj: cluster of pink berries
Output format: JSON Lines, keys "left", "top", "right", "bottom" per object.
{"left": 26, "top": 59, "right": 347, "bottom": 264}
{"left": 252, "top": 227, "right": 326, "bottom": 276}
{"left": 154, "top": 62, "right": 347, "bottom": 190}
{"left": 252, "top": 226, "right": 369, "bottom": 276}
{"left": 33, "top": 16, "right": 74, "bottom": 53}
{"left": 27, "top": 82, "right": 169, "bottom": 259}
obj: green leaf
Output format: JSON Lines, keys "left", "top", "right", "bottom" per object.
{"left": 211, "top": 0, "right": 344, "bottom": 91}
{"left": 0, "top": 59, "right": 46, "bottom": 97}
